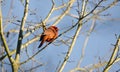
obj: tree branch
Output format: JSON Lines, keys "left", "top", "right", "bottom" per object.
{"left": 103, "top": 35, "right": 120, "bottom": 72}
{"left": 53, "top": 0, "right": 75, "bottom": 26}
{"left": 58, "top": 0, "right": 104, "bottom": 71}
{"left": 14, "top": 1, "right": 29, "bottom": 71}
{"left": 0, "top": 4, "right": 14, "bottom": 70}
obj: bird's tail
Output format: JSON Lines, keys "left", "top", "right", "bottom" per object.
{"left": 38, "top": 41, "right": 43, "bottom": 48}
{"left": 39, "top": 34, "right": 44, "bottom": 41}
{"left": 38, "top": 35, "right": 47, "bottom": 48}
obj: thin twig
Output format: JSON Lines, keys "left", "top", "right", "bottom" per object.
{"left": 53, "top": 0, "right": 75, "bottom": 26}
{"left": 23, "top": 0, "right": 55, "bottom": 38}
{"left": 58, "top": 0, "right": 104, "bottom": 71}
{"left": 77, "top": 15, "right": 96, "bottom": 67}
{"left": 57, "top": 0, "right": 88, "bottom": 71}
{"left": 1, "top": 0, "right": 118, "bottom": 62}
{"left": 0, "top": 36, "right": 40, "bottom": 61}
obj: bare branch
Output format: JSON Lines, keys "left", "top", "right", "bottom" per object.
{"left": 15, "top": 0, "right": 29, "bottom": 61}
{"left": 0, "top": 4, "right": 15, "bottom": 70}
{"left": 58, "top": 0, "right": 88, "bottom": 71}
{"left": 77, "top": 15, "right": 96, "bottom": 67}
{"left": 103, "top": 35, "right": 120, "bottom": 72}
{"left": 0, "top": 36, "right": 40, "bottom": 61}
{"left": 23, "top": 0, "right": 55, "bottom": 38}
{"left": 58, "top": 0, "right": 104, "bottom": 71}
{"left": 53, "top": 0, "right": 75, "bottom": 26}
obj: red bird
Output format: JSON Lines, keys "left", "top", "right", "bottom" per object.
{"left": 38, "top": 26, "right": 58, "bottom": 48}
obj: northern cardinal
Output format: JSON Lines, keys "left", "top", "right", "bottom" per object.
{"left": 38, "top": 26, "right": 58, "bottom": 48}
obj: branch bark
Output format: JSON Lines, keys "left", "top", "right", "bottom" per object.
{"left": 53, "top": 0, "right": 75, "bottom": 26}
{"left": 58, "top": 0, "right": 104, "bottom": 71}
{"left": 14, "top": 0, "right": 29, "bottom": 72}
{"left": 58, "top": 0, "right": 86, "bottom": 71}
{"left": 0, "top": 3, "right": 15, "bottom": 71}
{"left": 103, "top": 35, "right": 120, "bottom": 72}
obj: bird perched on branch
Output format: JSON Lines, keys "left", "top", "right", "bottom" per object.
{"left": 38, "top": 26, "right": 58, "bottom": 48}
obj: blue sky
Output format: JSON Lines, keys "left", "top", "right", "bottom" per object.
{"left": 1, "top": 0, "right": 120, "bottom": 72}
